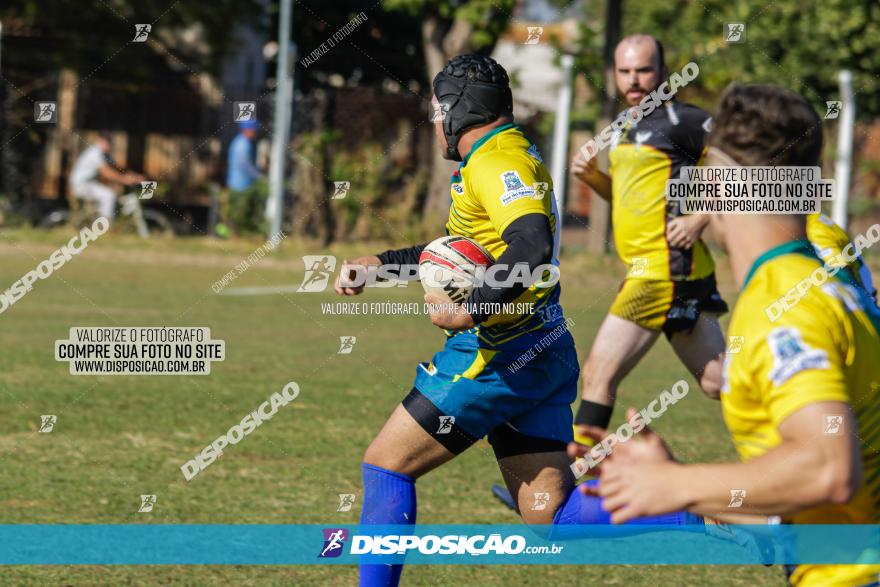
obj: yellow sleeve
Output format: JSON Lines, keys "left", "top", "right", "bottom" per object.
{"left": 753, "top": 308, "right": 849, "bottom": 426}
{"left": 469, "top": 152, "right": 551, "bottom": 236}
{"left": 807, "top": 214, "right": 851, "bottom": 269}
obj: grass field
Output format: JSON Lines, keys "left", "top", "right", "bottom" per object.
{"left": 0, "top": 226, "right": 836, "bottom": 586}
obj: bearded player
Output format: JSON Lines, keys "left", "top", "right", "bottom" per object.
{"left": 335, "top": 54, "right": 731, "bottom": 587}
{"left": 570, "top": 34, "right": 727, "bottom": 442}
{"left": 578, "top": 84, "right": 880, "bottom": 587}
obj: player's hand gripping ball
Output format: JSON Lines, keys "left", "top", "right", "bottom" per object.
{"left": 418, "top": 236, "right": 494, "bottom": 304}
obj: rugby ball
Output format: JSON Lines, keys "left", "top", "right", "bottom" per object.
{"left": 419, "top": 236, "right": 495, "bottom": 304}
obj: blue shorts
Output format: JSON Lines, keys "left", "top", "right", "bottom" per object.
{"left": 408, "top": 329, "right": 579, "bottom": 452}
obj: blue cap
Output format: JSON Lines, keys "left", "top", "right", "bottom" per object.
{"left": 238, "top": 120, "right": 259, "bottom": 130}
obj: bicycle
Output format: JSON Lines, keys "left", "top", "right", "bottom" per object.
{"left": 38, "top": 187, "right": 174, "bottom": 237}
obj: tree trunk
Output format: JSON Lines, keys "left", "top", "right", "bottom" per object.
{"left": 587, "top": 0, "right": 622, "bottom": 254}
{"left": 420, "top": 15, "right": 477, "bottom": 230}
{"left": 421, "top": 16, "right": 457, "bottom": 228}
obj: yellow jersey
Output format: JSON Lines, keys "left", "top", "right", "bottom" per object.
{"left": 722, "top": 240, "right": 880, "bottom": 586}
{"left": 608, "top": 101, "right": 716, "bottom": 281}
{"left": 807, "top": 212, "right": 876, "bottom": 298}
{"left": 447, "top": 123, "right": 564, "bottom": 345}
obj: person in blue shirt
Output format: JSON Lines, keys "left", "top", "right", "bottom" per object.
{"left": 227, "top": 120, "right": 261, "bottom": 191}
{"left": 219, "top": 120, "right": 263, "bottom": 236}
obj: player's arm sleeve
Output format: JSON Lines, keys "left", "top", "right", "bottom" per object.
{"left": 466, "top": 213, "right": 553, "bottom": 324}
{"left": 376, "top": 243, "right": 427, "bottom": 267}
{"left": 755, "top": 319, "right": 849, "bottom": 427}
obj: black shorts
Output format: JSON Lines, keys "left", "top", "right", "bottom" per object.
{"left": 609, "top": 273, "right": 729, "bottom": 339}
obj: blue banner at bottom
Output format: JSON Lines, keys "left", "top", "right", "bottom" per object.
{"left": 1, "top": 524, "right": 878, "bottom": 565}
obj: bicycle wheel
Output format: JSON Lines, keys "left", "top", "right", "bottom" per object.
{"left": 142, "top": 209, "right": 175, "bottom": 236}
{"left": 37, "top": 209, "right": 71, "bottom": 229}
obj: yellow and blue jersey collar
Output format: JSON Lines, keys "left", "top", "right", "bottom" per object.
{"left": 459, "top": 122, "right": 520, "bottom": 169}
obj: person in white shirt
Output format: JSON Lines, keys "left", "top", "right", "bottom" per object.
{"left": 69, "top": 132, "right": 143, "bottom": 220}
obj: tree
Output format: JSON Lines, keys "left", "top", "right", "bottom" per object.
{"left": 292, "top": 2, "right": 425, "bottom": 93}
{"left": 569, "top": 0, "right": 880, "bottom": 243}
{"left": 619, "top": 0, "right": 880, "bottom": 117}
{"left": 2, "top": 0, "right": 265, "bottom": 78}
{"left": 385, "top": 0, "right": 514, "bottom": 224}
{"left": 0, "top": 0, "right": 265, "bottom": 199}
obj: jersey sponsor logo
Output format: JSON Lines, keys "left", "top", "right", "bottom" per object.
{"left": 502, "top": 170, "right": 525, "bottom": 191}
{"left": 634, "top": 131, "right": 653, "bottom": 148}
{"left": 499, "top": 170, "right": 536, "bottom": 206}
{"left": 767, "top": 327, "right": 829, "bottom": 386}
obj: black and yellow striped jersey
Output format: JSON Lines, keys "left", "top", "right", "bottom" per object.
{"left": 609, "top": 101, "right": 716, "bottom": 281}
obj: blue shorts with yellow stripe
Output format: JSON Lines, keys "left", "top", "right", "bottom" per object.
{"left": 404, "top": 327, "right": 579, "bottom": 456}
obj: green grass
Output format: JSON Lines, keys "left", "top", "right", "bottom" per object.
{"left": 0, "top": 228, "right": 788, "bottom": 586}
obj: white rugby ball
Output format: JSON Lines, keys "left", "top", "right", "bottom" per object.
{"left": 419, "top": 236, "right": 495, "bottom": 304}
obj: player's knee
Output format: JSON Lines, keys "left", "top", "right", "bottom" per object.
{"left": 363, "top": 441, "right": 399, "bottom": 472}
{"left": 516, "top": 490, "right": 567, "bottom": 526}
{"left": 363, "top": 439, "right": 423, "bottom": 478}
{"left": 519, "top": 506, "right": 558, "bottom": 526}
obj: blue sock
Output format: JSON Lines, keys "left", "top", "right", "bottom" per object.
{"left": 359, "top": 463, "right": 416, "bottom": 587}
{"left": 549, "top": 479, "right": 704, "bottom": 539}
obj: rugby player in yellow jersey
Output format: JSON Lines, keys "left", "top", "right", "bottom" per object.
{"left": 337, "top": 55, "right": 756, "bottom": 587}
{"left": 807, "top": 212, "right": 877, "bottom": 301}
{"left": 575, "top": 84, "right": 880, "bottom": 586}
{"left": 570, "top": 34, "right": 728, "bottom": 439}
{"left": 336, "top": 54, "right": 652, "bottom": 587}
